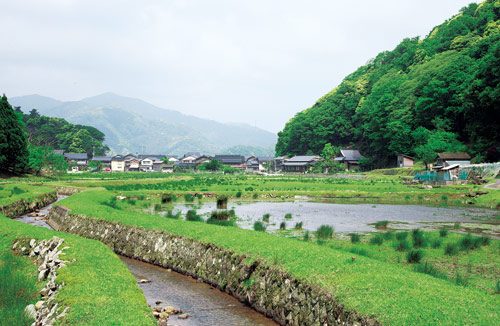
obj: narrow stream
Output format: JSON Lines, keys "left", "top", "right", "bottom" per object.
{"left": 14, "top": 196, "right": 278, "bottom": 326}
{"left": 122, "top": 257, "right": 277, "bottom": 326}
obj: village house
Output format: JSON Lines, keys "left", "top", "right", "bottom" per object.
{"left": 246, "top": 156, "right": 274, "bottom": 172}
{"left": 215, "top": 155, "right": 246, "bottom": 168}
{"left": 139, "top": 158, "right": 154, "bottom": 172}
{"left": 180, "top": 152, "right": 201, "bottom": 164}
{"left": 273, "top": 156, "right": 289, "bottom": 171}
{"left": 63, "top": 153, "right": 89, "bottom": 171}
{"left": 111, "top": 155, "right": 125, "bottom": 172}
{"left": 91, "top": 156, "right": 112, "bottom": 171}
{"left": 126, "top": 156, "right": 141, "bottom": 172}
{"left": 282, "top": 155, "right": 322, "bottom": 173}
{"left": 397, "top": 154, "right": 414, "bottom": 168}
{"left": 334, "top": 149, "right": 364, "bottom": 171}
{"left": 435, "top": 153, "right": 471, "bottom": 168}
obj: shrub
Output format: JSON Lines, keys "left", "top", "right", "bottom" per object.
{"left": 216, "top": 195, "right": 228, "bottom": 209}
{"left": 412, "top": 229, "right": 426, "bottom": 248}
{"left": 210, "top": 210, "right": 234, "bottom": 221}
{"left": 184, "top": 193, "right": 195, "bottom": 202}
{"left": 396, "top": 232, "right": 408, "bottom": 241}
{"left": 235, "top": 191, "right": 242, "bottom": 198}
{"left": 431, "top": 239, "right": 442, "bottom": 249}
{"left": 294, "top": 222, "right": 303, "bottom": 230}
{"left": 480, "top": 236, "right": 490, "bottom": 246}
{"left": 383, "top": 231, "right": 394, "bottom": 240}
{"left": 395, "top": 239, "right": 410, "bottom": 252}
{"left": 444, "top": 243, "right": 459, "bottom": 256}
{"left": 196, "top": 193, "right": 203, "bottom": 199}
{"left": 161, "top": 193, "right": 174, "bottom": 203}
{"left": 439, "top": 228, "right": 448, "bottom": 237}
{"left": 316, "top": 225, "right": 334, "bottom": 240}
{"left": 441, "top": 195, "right": 448, "bottom": 201}
{"left": 280, "top": 221, "right": 286, "bottom": 230}
{"left": 453, "top": 222, "right": 461, "bottom": 229}
{"left": 10, "top": 186, "right": 26, "bottom": 196}
{"left": 127, "top": 199, "right": 136, "bottom": 206}
{"left": 252, "top": 193, "right": 258, "bottom": 199}
{"left": 284, "top": 213, "right": 293, "bottom": 219}
{"left": 154, "top": 203, "right": 162, "bottom": 211}
{"left": 101, "top": 197, "right": 121, "bottom": 210}
{"left": 407, "top": 249, "right": 423, "bottom": 264}
{"left": 165, "top": 210, "right": 181, "bottom": 219}
{"left": 459, "top": 233, "right": 483, "bottom": 252}
{"left": 418, "top": 195, "right": 424, "bottom": 200}
{"left": 349, "top": 233, "right": 361, "bottom": 243}
{"left": 370, "top": 234, "right": 384, "bottom": 246}
{"left": 253, "top": 221, "right": 266, "bottom": 232}
{"left": 495, "top": 280, "right": 500, "bottom": 294}
{"left": 262, "top": 213, "right": 270, "bottom": 222}
{"left": 374, "top": 220, "right": 389, "bottom": 230}
{"left": 186, "top": 209, "right": 202, "bottom": 222}
{"left": 303, "top": 231, "right": 310, "bottom": 242}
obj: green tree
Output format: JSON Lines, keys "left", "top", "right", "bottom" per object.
{"left": 28, "top": 145, "right": 67, "bottom": 175}
{"left": 0, "top": 95, "right": 29, "bottom": 173}
{"left": 204, "top": 158, "right": 223, "bottom": 171}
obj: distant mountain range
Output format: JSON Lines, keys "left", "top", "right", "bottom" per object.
{"left": 10, "top": 93, "right": 277, "bottom": 156}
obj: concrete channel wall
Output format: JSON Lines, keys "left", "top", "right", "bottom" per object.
{"left": 1, "top": 192, "right": 57, "bottom": 218}
{"left": 48, "top": 205, "right": 379, "bottom": 326}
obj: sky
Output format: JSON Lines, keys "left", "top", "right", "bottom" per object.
{"left": 1, "top": 0, "right": 481, "bottom": 133}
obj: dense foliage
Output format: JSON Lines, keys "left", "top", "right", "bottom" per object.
{"left": 276, "top": 1, "right": 500, "bottom": 166}
{"left": 18, "top": 108, "right": 109, "bottom": 156}
{"left": 0, "top": 95, "right": 29, "bottom": 173}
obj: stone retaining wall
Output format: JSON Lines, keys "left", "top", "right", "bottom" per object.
{"left": 1, "top": 192, "right": 57, "bottom": 218}
{"left": 48, "top": 206, "right": 379, "bottom": 326}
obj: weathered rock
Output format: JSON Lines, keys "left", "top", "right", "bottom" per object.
{"left": 139, "top": 279, "right": 151, "bottom": 284}
{"left": 153, "top": 306, "right": 163, "bottom": 312}
{"left": 178, "top": 313, "right": 190, "bottom": 319}
{"left": 35, "top": 300, "right": 45, "bottom": 310}
{"left": 25, "top": 304, "right": 36, "bottom": 319}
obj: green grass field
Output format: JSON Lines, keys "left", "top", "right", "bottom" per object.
{"left": 0, "top": 215, "right": 155, "bottom": 326}
{"left": 0, "top": 183, "right": 55, "bottom": 206}
{"left": 57, "top": 189, "right": 500, "bottom": 326}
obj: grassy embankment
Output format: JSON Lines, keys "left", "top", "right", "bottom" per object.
{"left": 58, "top": 189, "right": 500, "bottom": 326}
{"left": 0, "top": 188, "right": 155, "bottom": 326}
{"left": 0, "top": 183, "right": 56, "bottom": 207}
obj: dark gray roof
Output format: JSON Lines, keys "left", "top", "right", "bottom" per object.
{"left": 53, "top": 150, "right": 64, "bottom": 155}
{"left": 111, "top": 155, "right": 125, "bottom": 161}
{"left": 285, "top": 155, "right": 319, "bottom": 162}
{"left": 336, "top": 149, "right": 363, "bottom": 162}
{"left": 215, "top": 155, "right": 245, "bottom": 164}
{"left": 257, "top": 157, "right": 274, "bottom": 162}
{"left": 182, "top": 152, "right": 201, "bottom": 159}
{"left": 92, "top": 156, "right": 112, "bottom": 162}
{"left": 64, "top": 153, "right": 88, "bottom": 160}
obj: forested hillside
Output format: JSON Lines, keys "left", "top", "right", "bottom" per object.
{"left": 17, "top": 108, "right": 109, "bottom": 156}
{"left": 276, "top": 0, "right": 500, "bottom": 166}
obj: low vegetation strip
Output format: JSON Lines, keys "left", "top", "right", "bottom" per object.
{"left": 0, "top": 215, "right": 156, "bottom": 326}
{"left": 57, "top": 189, "right": 500, "bottom": 326}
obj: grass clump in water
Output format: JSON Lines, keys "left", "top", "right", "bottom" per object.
{"left": 284, "top": 213, "right": 292, "bottom": 219}
{"left": 165, "top": 210, "right": 181, "bottom": 219}
{"left": 262, "top": 213, "right": 270, "bottom": 222}
{"left": 280, "top": 221, "right": 286, "bottom": 230}
{"left": 316, "top": 225, "right": 334, "bottom": 240}
{"left": 253, "top": 221, "right": 266, "bottom": 232}
{"left": 184, "top": 193, "right": 195, "bottom": 202}
{"left": 374, "top": 220, "right": 389, "bottom": 230}
{"left": 294, "top": 222, "right": 303, "bottom": 230}
{"left": 185, "top": 209, "right": 202, "bottom": 222}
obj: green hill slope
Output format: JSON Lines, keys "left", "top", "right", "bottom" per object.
{"left": 276, "top": 0, "right": 500, "bottom": 166}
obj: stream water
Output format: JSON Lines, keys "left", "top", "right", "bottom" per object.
{"left": 14, "top": 196, "right": 278, "bottom": 326}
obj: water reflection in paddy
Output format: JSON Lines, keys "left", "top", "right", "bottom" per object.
{"left": 165, "top": 200, "right": 498, "bottom": 233}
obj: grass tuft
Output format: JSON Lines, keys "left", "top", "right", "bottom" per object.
{"left": 253, "top": 221, "right": 266, "bottom": 232}
{"left": 316, "top": 225, "right": 334, "bottom": 240}
{"left": 407, "top": 249, "right": 424, "bottom": 264}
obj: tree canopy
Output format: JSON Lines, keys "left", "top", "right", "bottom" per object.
{"left": 276, "top": 0, "right": 500, "bottom": 166}
{"left": 0, "top": 95, "right": 29, "bottom": 173}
